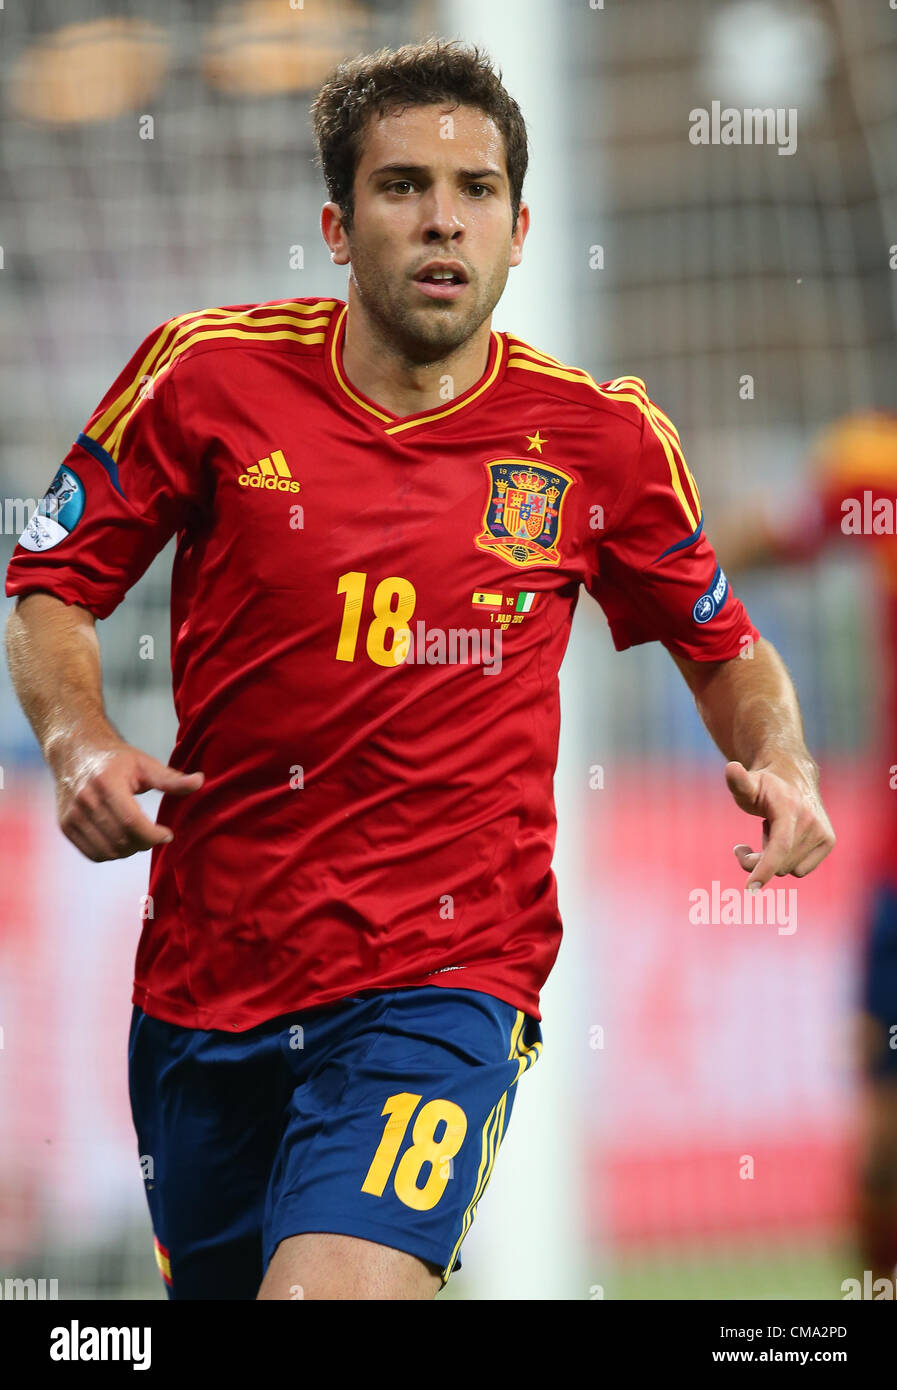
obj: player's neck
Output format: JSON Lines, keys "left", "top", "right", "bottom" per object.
{"left": 341, "top": 292, "right": 493, "bottom": 419}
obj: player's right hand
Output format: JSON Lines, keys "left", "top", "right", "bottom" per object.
{"left": 54, "top": 739, "right": 204, "bottom": 862}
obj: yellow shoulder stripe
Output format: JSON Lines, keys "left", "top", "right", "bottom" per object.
{"left": 95, "top": 301, "right": 337, "bottom": 459}
{"left": 507, "top": 353, "right": 599, "bottom": 389}
{"left": 611, "top": 379, "right": 684, "bottom": 449}
{"left": 505, "top": 336, "right": 572, "bottom": 370}
{"left": 507, "top": 354, "right": 700, "bottom": 529}
{"left": 603, "top": 376, "right": 701, "bottom": 520}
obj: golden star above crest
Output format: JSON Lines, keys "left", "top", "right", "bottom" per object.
{"left": 526, "top": 429, "right": 546, "bottom": 454}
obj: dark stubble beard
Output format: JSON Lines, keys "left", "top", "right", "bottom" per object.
{"left": 347, "top": 239, "right": 511, "bottom": 369}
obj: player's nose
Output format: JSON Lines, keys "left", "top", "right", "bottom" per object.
{"left": 420, "top": 184, "right": 464, "bottom": 241}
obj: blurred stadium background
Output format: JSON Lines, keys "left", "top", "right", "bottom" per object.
{"left": 1, "top": 0, "right": 895, "bottom": 1299}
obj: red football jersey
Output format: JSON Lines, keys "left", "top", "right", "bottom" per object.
{"left": 6, "top": 297, "right": 759, "bottom": 1029}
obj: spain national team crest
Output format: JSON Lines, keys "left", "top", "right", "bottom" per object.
{"left": 475, "top": 459, "right": 574, "bottom": 568}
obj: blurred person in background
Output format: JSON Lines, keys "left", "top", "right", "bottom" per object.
{"left": 714, "top": 413, "right": 897, "bottom": 1282}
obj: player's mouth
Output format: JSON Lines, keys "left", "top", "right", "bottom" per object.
{"left": 412, "top": 261, "right": 469, "bottom": 301}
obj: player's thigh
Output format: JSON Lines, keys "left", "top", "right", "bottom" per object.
{"left": 128, "top": 1006, "right": 289, "bottom": 1299}
{"left": 260, "top": 986, "right": 542, "bottom": 1297}
{"left": 257, "top": 1231, "right": 442, "bottom": 1300}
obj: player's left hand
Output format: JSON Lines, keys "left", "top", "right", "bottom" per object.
{"left": 724, "top": 759, "right": 835, "bottom": 890}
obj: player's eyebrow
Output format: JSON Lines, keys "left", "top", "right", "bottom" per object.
{"left": 369, "top": 162, "right": 505, "bottom": 183}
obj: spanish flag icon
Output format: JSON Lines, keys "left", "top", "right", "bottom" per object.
{"left": 472, "top": 591, "right": 503, "bottom": 609}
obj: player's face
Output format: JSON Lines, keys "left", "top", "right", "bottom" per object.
{"left": 333, "top": 103, "right": 527, "bottom": 362}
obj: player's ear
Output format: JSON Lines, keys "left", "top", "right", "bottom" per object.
{"left": 321, "top": 202, "right": 351, "bottom": 266}
{"left": 509, "top": 202, "right": 530, "bottom": 268}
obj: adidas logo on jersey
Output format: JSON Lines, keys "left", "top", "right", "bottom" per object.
{"left": 238, "top": 450, "right": 301, "bottom": 493}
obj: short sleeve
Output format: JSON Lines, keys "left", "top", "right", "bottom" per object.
{"left": 5, "top": 318, "right": 203, "bottom": 620}
{"left": 586, "top": 389, "right": 760, "bottom": 660}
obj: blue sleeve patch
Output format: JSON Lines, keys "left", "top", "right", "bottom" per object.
{"left": 692, "top": 563, "right": 729, "bottom": 624}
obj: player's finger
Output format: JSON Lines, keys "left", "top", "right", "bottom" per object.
{"left": 61, "top": 820, "right": 101, "bottom": 862}
{"left": 61, "top": 814, "right": 121, "bottom": 863}
{"left": 136, "top": 760, "right": 204, "bottom": 796}
{"left": 725, "top": 761, "right": 763, "bottom": 814}
{"left": 65, "top": 770, "right": 166, "bottom": 857}
{"left": 774, "top": 807, "right": 833, "bottom": 878}
{"left": 733, "top": 843, "right": 761, "bottom": 872}
{"left": 58, "top": 777, "right": 126, "bottom": 858}
{"left": 68, "top": 784, "right": 145, "bottom": 856}
{"left": 745, "top": 813, "right": 797, "bottom": 890}
{"left": 96, "top": 780, "right": 175, "bottom": 853}
{"left": 790, "top": 840, "right": 834, "bottom": 878}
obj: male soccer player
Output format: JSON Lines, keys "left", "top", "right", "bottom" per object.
{"left": 4, "top": 40, "right": 834, "bottom": 1300}
{"left": 713, "top": 413, "right": 897, "bottom": 1281}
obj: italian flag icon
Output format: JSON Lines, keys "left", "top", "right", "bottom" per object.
{"left": 515, "top": 592, "right": 538, "bottom": 612}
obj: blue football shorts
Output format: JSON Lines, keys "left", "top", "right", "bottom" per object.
{"left": 861, "top": 881, "right": 897, "bottom": 1080}
{"left": 128, "top": 984, "right": 542, "bottom": 1299}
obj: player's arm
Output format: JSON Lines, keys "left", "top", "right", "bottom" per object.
{"left": 670, "top": 638, "right": 835, "bottom": 889}
{"left": 4, "top": 316, "right": 209, "bottom": 862}
{"left": 583, "top": 379, "right": 834, "bottom": 890}
{"left": 5, "top": 591, "right": 203, "bottom": 863}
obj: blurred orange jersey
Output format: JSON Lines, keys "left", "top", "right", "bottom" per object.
{"left": 768, "top": 413, "right": 897, "bottom": 880}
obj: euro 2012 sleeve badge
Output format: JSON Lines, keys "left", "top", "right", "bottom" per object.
{"left": 475, "top": 459, "right": 574, "bottom": 568}
{"left": 18, "top": 466, "right": 86, "bottom": 552}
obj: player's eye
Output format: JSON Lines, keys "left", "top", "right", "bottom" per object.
{"left": 387, "top": 180, "right": 416, "bottom": 195}
{"left": 467, "top": 184, "right": 492, "bottom": 198}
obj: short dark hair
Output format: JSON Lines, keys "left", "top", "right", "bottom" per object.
{"left": 310, "top": 37, "right": 528, "bottom": 231}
